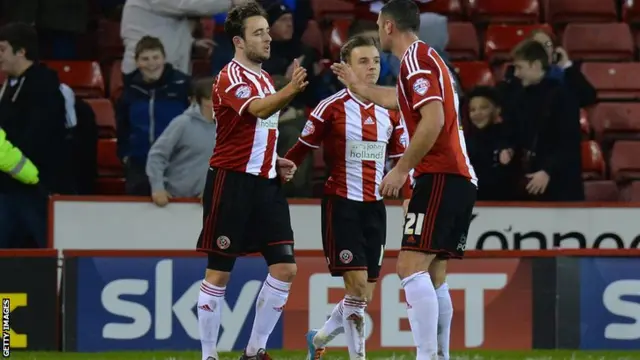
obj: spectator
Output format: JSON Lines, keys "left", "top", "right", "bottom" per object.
{"left": 116, "top": 36, "right": 191, "bottom": 196}
{"left": 146, "top": 77, "right": 216, "bottom": 206}
{"left": 463, "top": 86, "right": 517, "bottom": 201}
{"left": 2, "top": 0, "right": 89, "bottom": 60}
{"left": 502, "top": 29, "right": 597, "bottom": 109}
{"left": 120, "top": 0, "right": 234, "bottom": 75}
{"left": 499, "top": 40, "right": 584, "bottom": 202}
{"left": 0, "top": 23, "right": 72, "bottom": 248}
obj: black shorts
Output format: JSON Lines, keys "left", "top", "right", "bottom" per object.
{"left": 321, "top": 195, "right": 386, "bottom": 282}
{"left": 401, "top": 173, "right": 476, "bottom": 259}
{"left": 196, "top": 168, "right": 294, "bottom": 257}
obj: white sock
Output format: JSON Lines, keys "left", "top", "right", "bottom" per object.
{"left": 436, "top": 283, "right": 453, "bottom": 360}
{"left": 314, "top": 299, "right": 345, "bottom": 348}
{"left": 198, "top": 280, "right": 225, "bottom": 360}
{"left": 342, "top": 295, "right": 367, "bottom": 360}
{"left": 401, "top": 271, "right": 438, "bottom": 360}
{"left": 246, "top": 274, "right": 291, "bottom": 356}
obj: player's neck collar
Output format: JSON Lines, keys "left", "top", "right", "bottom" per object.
{"left": 348, "top": 89, "right": 374, "bottom": 109}
{"left": 400, "top": 40, "right": 423, "bottom": 62}
{"left": 232, "top": 58, "right": 262, "bottom": 77}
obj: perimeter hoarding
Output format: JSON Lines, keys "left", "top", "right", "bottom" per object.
{"left": 63, "top": 251, "right": 533, "bottom": 352}
{"left": 579, "top": 257, "right": 640, "bottom": 350}
{"left": 0, "top": 251, "right": 58, "bottom": 352}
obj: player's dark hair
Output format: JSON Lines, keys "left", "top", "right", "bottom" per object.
{"left": 348, "top": 20, "right": 378, "bottom": 38}
{"left": 512, "top": 39, "right": 550, "bottom": 70}
{"left": 134, "top": 36, "right": 166, "bottom": 59}
{"left": 192, "top": 76, "right": 215, "bottom": 103}
{"left": 340, "top": 35, "right": 379, "bottom": 63}
{"left": 0, "top": 22, "right": 38, "bottom": 61}
{"left": 225, "top": 1, "right": 268, "bottom": 42}
{"left": 380, "top": 0, "right": 420, "bottom": 33}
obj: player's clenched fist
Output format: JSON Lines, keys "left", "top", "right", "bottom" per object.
{"left": 289, "top": 59, "right": 309, "bottom": 92}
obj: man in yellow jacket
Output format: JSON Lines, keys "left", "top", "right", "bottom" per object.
{"left": 0, "top": 128, "right": 39, "bottom": 185}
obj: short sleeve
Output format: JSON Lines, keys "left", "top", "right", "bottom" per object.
{"left": 299, "top": 102, "right": 333, "bottom": 148}
{"left": 215, "top": 71, "right": 261, "bottom": 115}
{"left": 405, "top": 54, "right": 443, "bottom": 111}
{"left": 387, "top": 112, "right": 408, "bottom": 158}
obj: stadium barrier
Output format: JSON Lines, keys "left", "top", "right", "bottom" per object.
{"left": 1, "top": 249, "right": 639, "bottom": 353}
{"left": 2, "top": 196, "right": 634, "bottom": 352}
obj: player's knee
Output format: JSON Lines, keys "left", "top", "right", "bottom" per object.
{"left": 204, "top": 268, "right": 231, "bottom": 287}
{"left": 343, "top": 271, "right": 368, "bottom": 300}
{"left": 429, "top": 259, "right": 447, "bottom": 289}
{"left": 396, "top": 250, "right": 434, "bottom": 280}
{"left": 269, "top": 262, "right": 297, "bottom": 282}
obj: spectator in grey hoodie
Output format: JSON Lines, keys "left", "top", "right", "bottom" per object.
{"left": 146, "top": 77, "right": 216, "bottom": 206}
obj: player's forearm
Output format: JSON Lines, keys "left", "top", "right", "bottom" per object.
{"left": 396, "top": 116, "right": 442, "bottom": 174}
{"left": 352, "top": 83, "right": 398, "bottom": 110}
{"left": 247, "top": 84, "right": 298, "bottom": 119}
{"left": 284, "top": 141, "right": 312, "bottom": 167}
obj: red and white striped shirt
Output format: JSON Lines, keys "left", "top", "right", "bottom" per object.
{"left": 285, "top": 89, "right": 408, "bottom": 201}
{"left": 210, "top": 60, "right": 279, "bottom": 179}
{"left": 397, "top": 41, "right": 477, "bottom": 185}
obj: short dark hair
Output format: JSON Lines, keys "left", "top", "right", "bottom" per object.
{"left": 192, "top": 76, "right": 215, "bottom": 103}
{"left": 467, "top": 86, "right": 502, "bottom": 107}
{"left": 0, "top": 23, "right": 38, "bottom": 61}
{"left": 135, "top": 36, "right": 165, "bottom": 59}
{"left": 512, "top": 39, "right": 549, "bottom": 70}
{"left": 348, "top": 20, "right": 378, "bottom": 38}
{"left": 380, "top": 0, "right": 420, "bottom": 33}
{"left": 225, "top": 1, "right": 268, "bottom": 42}
{"left": 340, "top": 35, "right": 379, "bottom": 63}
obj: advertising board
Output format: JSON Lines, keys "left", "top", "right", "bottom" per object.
{"left": 579, "top": 258, "right": 640, "bottom": 350}
{"left": 0, "top": 251, "right": 58, "bottom": 352}
{"left": 51, "top": 197, "right": 640, "bottom": 251}
{"left": 63, "top": 251, "right": 532, "bottom": 352}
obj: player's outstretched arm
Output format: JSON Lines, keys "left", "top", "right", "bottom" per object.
{"left": 395, "top": 101, "right": 444, "bottom": 174}
{"left": 247, "top": 60, "right": 309, "bottom": 119}
{"left": 331, "top": 62, "right": 398, "bottom": 109}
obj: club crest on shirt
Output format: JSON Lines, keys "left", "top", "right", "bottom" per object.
{"left": 413, "top": 78, "right": 429, "bottom": 96}
{"left": 302, "top": 120, "right": 315, "bottom": 137}
{"left": 235, "top": 85, "right": 252, "bottom": 99}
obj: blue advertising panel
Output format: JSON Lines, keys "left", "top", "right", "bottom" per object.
{"left": 580, "top": 258, "right": 640, "bottom": 350}
{"left": 74, "top": 256, "right": 279, "bottom": 352}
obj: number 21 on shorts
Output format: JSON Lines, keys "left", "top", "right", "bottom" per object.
{"left": 404, "top": 212, "right": 425, "bottom": 236}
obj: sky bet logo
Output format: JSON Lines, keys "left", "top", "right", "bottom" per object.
{"left": 0, "top": 293, "right": 28, "bottom": 352}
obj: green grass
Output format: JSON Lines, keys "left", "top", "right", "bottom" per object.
{"left": 6, "top": 350, "right": 640, "bottom": 360}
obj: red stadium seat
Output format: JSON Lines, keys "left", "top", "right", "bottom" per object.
{"left": 580, "top": 108, "right": 591, "bottom": 138}
{"left": 563, "top": 23, "right": 634, "bottom": 62}
{"left": 86, "top": 98, "right": 117, "bottom": 138}
{"left": 484, "top": 24, "right": 553, "bottom": 62}
{"left": 583, "top": 180, "right": 619, "bottom": 201}
{"left": 581, "top": 140, "right": 606, "bottom": 180}
{"left": 96, "top": 20, "right": 124, "bottom": 62}
{"left": 419, "top": 0, "right": 465, "bottom": 21}
{"left": 610, "top": 140, "right": 640, "bottom": 181}
{"left": 590, "top": 102, "right": 640, "bottom": 142}
{"left": 623, "top": 0, "right": 640, "bottom": 24}
{"left": 582, "top": 62, "right": 640, "bottom": 101}
{"left": 43, "top": 60, "right": 105, "bottom": 98}
{"left": 301, "top": 20, "right": 324, "bottom": 57}
{"left": 330, "top": 19, "right": 351, "bottom": 61}
{"left": 446, "top": 22, "right": 480, "bottom": 60}
{"left": 95, "top": 177, "right": 126, "bottom": 195}
{"left": 191, "top": 59, "right": 211, "bottom": 77}
{"left": 97, "top": 138, "right": 123, "bottom": 177}
{"left": 467, "top": 0, "right": 540, "bottom": 24}
{"left": 544, "top": 0, "right": 617, "bottom": 25}
{"left": 109, "top": 60, "right": 124, "bottom": 103}
{"left": 452, "top": 61, "right": 495, "bottom": 91}
{"left": 621, "top": 181, "right": 640, "bottom": 201}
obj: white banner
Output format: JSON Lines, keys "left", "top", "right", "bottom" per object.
{"left": 52, "top": 198, "right": 640, "bottom": 251}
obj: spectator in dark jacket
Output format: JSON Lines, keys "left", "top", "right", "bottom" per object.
{"left": 0, "top": 23, "right": 72, "bottom": 248}
{"left": 502, "top": 29, "right": 597, "bottom": 109}
{"left": 116, "top": 36, "right": 191, "bottom": 196}
{"left": 464, "top": 87, "right": 517, "bottom": 201}
{"left": 498, "top": 40, "right": 584, "bottom": 202}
